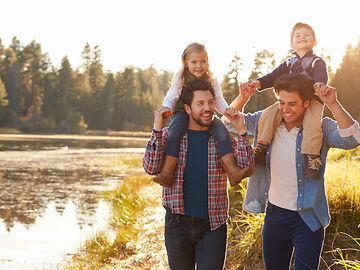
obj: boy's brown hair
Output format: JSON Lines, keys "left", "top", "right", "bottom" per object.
{"left": 290, "top": 22, "right": 316, "bottom": 41}
{"left": 273, "top": 74, "right": 314, "bottom": 101}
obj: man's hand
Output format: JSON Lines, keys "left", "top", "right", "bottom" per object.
{"left": 154, "top": 106, "right": 172, "bottom": 131}
{"left": 316, "top": 84, "right": 337, "bottom": 106}
{"left": 224, "top": 107, "right": 246, "bottom": 135}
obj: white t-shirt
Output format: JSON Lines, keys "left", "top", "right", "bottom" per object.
{"left": 269, "top": 123, "right": 299, "bottom": 211}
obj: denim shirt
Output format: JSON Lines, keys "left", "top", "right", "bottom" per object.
{"left": 242, "top": 111, "right": 360, "bottom": 232}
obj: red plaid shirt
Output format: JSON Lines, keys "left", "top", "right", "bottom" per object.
{"left": 143, "top": 128, "right": 253, "bottom": 230}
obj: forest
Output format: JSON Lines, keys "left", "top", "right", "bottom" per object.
{"left": 0, "top": 37, "right": 359, "bottom": 133}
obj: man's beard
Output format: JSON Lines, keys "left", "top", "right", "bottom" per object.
{"left": 192, "top": 111, "right": 214, "bottom": 127}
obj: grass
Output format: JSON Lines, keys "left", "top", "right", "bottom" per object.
{"left": 330, "top": 233, "right": 360, "bottom": 270}
{"left": 65, "top": 155, "right": 155, "bottom": 270}
{"left": 321, "top": 147, "right": 360, "bottom": 269}
{"left": 226, "top": 147, "right": 360, "bottom": 269}
{"left": 65, "top": 148, "right": 360, "bottom": 269}
{"left": 226, "top": 182, "right": 265, "bottom": 269}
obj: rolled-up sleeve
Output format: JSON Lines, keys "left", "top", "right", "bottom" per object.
{"left": 323, "top": 118, "right": 360, "bottom": 149}
{"left": 142, "top": 129, "right": 167, "bottom": 175}
{"left": 232, "top": 134, "right": 254, "bottom": 168}
{"left": 338, "top": 121, "right": 360, "bottom": 143}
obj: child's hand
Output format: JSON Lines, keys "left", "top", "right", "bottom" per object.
{"left": 239, "top": 81, "right": 256, "bottom": 98}
{"left": 161, "top": 106, "right": 173, "bottom": 118}
{"left": 313, "top": 82, "right": 325, "bottom": 96}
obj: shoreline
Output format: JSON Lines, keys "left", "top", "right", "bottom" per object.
{"left": 0, "top": 133, "right": 149, "bottom": 142}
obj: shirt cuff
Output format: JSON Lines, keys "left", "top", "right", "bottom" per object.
{"left": 152, "top": 129, "right": 163, "bottom": 138}
{"left": 338, "top": 121, "right": 360, "bottom": 143}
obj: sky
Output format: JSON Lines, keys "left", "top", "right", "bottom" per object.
{"left": 1, "top": 0, "right": 359, "bottom": 80}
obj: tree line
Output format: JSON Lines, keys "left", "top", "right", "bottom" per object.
{"left": 0, "top": 37, "right": 359, "bottom": 133}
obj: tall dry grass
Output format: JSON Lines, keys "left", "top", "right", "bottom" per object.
{"left": 227, "top": 147, "right": 360, "bottom": 269}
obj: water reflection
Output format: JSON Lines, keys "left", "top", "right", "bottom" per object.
{"left": 0, "top": 137, "right": 147, "bottom": 151}
{"left": 0, "top": 200, "right": 110, "bottom": 270}
{"left": 0, "top": 138, "right": 145, "bottom": 269}
{"left": 0, "top": 166, "right": 110, "bottom": 230}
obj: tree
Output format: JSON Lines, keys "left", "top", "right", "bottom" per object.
{"left": 99, "top": 73, "right": 116, "bottom": 129}
{"left": 0, "top": 78, "right": 9, "bottom": 124}
{"left": 331, "top": 38, "right": 360, "bottom": 121}
{"left": 80, "top": 44, "right": 105, "bottom": 129}
{"left": 20, "top": 40, "right": 47, "bottom": 119}
{"left": 113, "top": 66, "right": 141, "bottom": 130}
{"left": 221, "top": 53, "right": 243, "bottom": 103}
{"left": 3, "top": 47, "right": 21, "bottom": 119}
{"left": 245, "top": 49, "right": 277, "bottom": 112}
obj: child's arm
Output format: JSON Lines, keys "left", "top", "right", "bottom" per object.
{"left": 313, "top": 58, "right": 329, "bottom": 97}
{"left": 313, "top": 58, "right": 328, "bottom": 85}
{"left": 256, "top": 61, "right": 289, "bottom": 91}
{"left": 211, "top": 78, "right": 229, "bottom": 114}
{"left": 162, "top": 73, "right": 182, "bottom": 111}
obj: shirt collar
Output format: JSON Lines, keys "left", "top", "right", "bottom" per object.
{"left": 279, "top": 122, "right": 300, "bottom": 135}
{"left": 293, "top": 50, "right": 314, "bottom": 60}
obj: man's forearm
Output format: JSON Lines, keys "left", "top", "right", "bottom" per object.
{"left": 229, "top": 94, "right": 250, "bottom": 111}
{"left": 327, "top": 100, "right": 354, "bottom": 129}
{"left": 143, "top": 130, "right": 165, "bottom": 175}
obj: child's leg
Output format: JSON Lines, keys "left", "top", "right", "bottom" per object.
{"left": 255, "top": 102, "right": 282, "bottom": 166}
{"left": 257, "top": 102, "right": 282, "bottom": 144}
{"left": 301, "top": 100, "right": 323, "bottom": 155}
{"left": 210, "top": 117, "right": 252, "bottom": 186}
{"left": 210, "top": 116, "right": 233, "bottom": 157}
{"left": 154, "top": 112, "right": 188, "bottom": 187}
{"left": 164, "top": 112, "right": 189, "bottom": 157}
{"left": 302, "top": 100, "right": 324, "bottom": 180}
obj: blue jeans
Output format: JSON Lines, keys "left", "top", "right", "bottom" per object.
{"left": 262, "top": 202, "right": 325, "bottom": 270}
{"left": 165, "top": 112, "right": 232, "bottom": 157}
{"left": 164, "top": 208, "right": 227, "bottom": 270}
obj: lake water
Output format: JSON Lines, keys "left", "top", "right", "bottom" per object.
{"left": 0, "top": 137, "right": 146, "bottom": 270}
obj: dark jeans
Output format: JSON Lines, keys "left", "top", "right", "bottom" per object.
{"left": 164, "top": 208, "right": 227, "bottom": 270}
{"left": 165, "top": 112, "right": 232, "bottom": 158}
{"left": 262, "top": 202, "right": 325, "bottom": 270}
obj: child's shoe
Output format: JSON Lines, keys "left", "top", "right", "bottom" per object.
{"left": 153, "top": 155, "right": 178, "bottom": 187}
{"left": 253, "top": 143, "right": 268, "bottom": 166}
{"left": 304, "top": 154, "right": 321, "bottom": 179}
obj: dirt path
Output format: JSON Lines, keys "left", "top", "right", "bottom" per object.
{"left": 101, "top": 183, "right": 168, "bottom": 270}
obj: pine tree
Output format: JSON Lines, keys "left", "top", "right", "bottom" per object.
{"left": 245, "top": 49, "right": 277, "bottom": 112}
{"left": 332, "top": 38, "right": 360, "bottom": 121}
{"left": 221, "top": 53, "right": 243, "bottom": 104}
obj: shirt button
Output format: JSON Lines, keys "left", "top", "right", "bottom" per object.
{"left": 297, "top": 164, "right": 300, "bottom": 167}
{"left": 299, "top": 194, "right": 302, "bottom": 197}
{"left": 299, "top": 179, "right": 302, "bottom": 182}
{"left": 299, "top": 207, "right": 302, "bottom": 210}
{"left": 297, "top": 148, "right": 300, "bottom": 152}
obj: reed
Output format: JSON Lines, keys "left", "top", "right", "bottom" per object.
{"left": 227, "top": 148, "right": 360, "bottom": 269}
{"left": 65, "top": 155, "right": 154, "bottom": 270}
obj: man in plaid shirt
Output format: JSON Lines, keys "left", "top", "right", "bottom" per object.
{"left": 143, "top": 78, "right": 253, "bottom": 270}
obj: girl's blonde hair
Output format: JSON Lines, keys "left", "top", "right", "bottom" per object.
{"left": 173, "top": 42, "right": 213, "bottom": 87}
